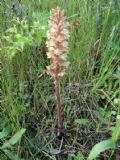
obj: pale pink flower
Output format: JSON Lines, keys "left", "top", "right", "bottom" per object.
{"left": 46, "top": 7, "right": 69, "bottom": 78}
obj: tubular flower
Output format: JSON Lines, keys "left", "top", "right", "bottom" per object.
{"left": 46, "top": 7, "right": 69, "bottom": 80}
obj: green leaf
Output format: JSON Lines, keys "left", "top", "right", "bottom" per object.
{"left": 2, "top": 128, "right": 26, "bottom": 149}
{"left": 0, "top": 117, "right": 7, "bottom": 129}
{"left": 0, "top": 127, "right": 12, "bottom": 139}
{"left": 32, "top": 12, "right": 50, "bottom": 26}
{"left": 88, "top": 139, "right": 116, "bottom": 160}
{"left": 112, "top": 119, "right": 120, "bottom": 142}
{"left": 75, "top": 118, "right": 90, "bottom": 125}
{"left": 77, "top": 152, "right": 84, "bottom": 160}
{"left": 3, "top": 149, "right": 24, "bottom": 160}
{"left": 6, "top": 27, "right": 17, "bottom": 33}
{"left": 68, "top": 152, "right": 84, "bottom": 160}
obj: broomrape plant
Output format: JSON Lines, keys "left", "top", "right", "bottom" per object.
{"left": 46, "top": 7, "right": 69, "bottom": 137}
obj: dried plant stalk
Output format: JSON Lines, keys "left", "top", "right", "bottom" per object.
{"left": 46, "top": 7, "right": 69, "bottom": 136}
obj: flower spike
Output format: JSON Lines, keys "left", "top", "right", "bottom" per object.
{"left": 46, "top": 7, "right": 69, "bottom": 137}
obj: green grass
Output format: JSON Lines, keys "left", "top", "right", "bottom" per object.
{"left": 0, "top": 0, "right": 120, "bottom": 159}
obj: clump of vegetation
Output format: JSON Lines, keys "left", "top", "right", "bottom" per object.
{"left": 0, "top": 0, "right": 120, "bottom": 160}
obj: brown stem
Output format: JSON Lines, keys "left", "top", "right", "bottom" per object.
{"left": 55, "top": 65, "right": 62, "bottom": 136}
